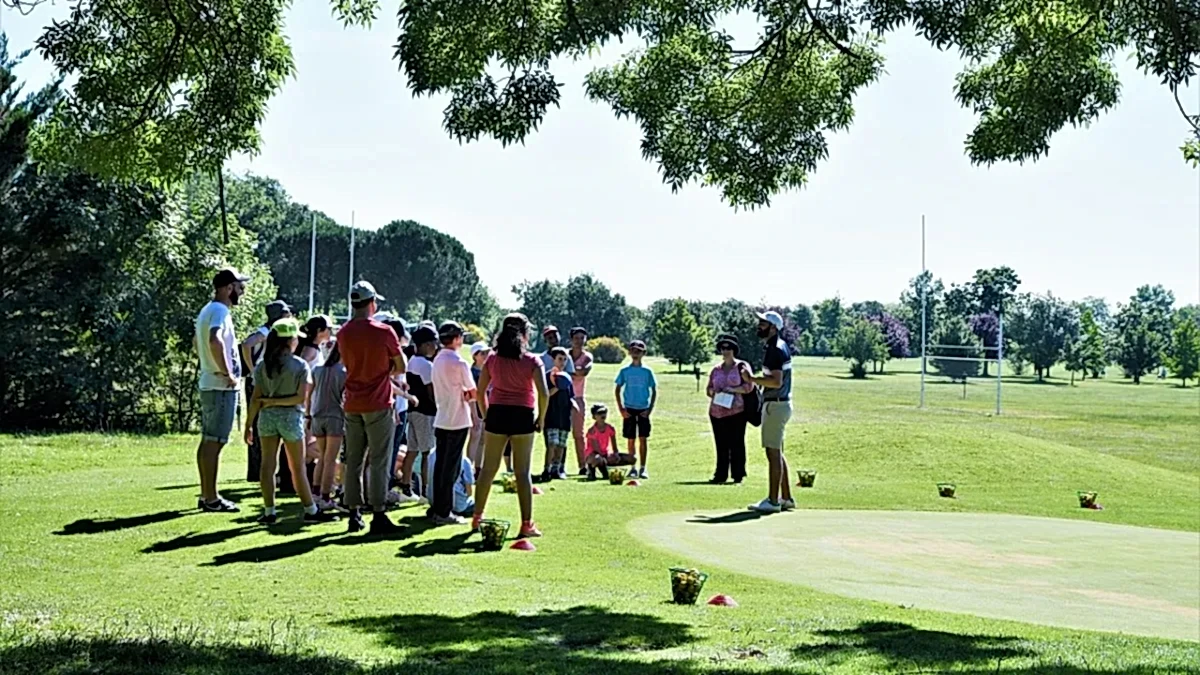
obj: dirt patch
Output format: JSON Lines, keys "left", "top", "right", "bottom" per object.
{"left": 1068, "top": 589, "right": 1200, "bottom": 619}
{"left": 834, "top": 536, "right": 1060, "bottom": 569}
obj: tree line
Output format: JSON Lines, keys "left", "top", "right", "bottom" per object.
{"left": 510, "top": 267, "right": 1199, "bottom": 388}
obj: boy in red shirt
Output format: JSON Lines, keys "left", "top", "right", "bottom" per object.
{"left": 584, "top": 404, "right": 635, "bottom": 481}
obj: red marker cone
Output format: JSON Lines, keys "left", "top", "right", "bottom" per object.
{"left": 707, "top": 594, "right": 738, "bottom": 607}
{"left": 510, "top": 539, "right": 536, "bottom": 551}
{"left": 627, "top": 480, "right": 640, "bottom": 487}
{"left": 531, "top": 486, "right": 544, "bottom": 495}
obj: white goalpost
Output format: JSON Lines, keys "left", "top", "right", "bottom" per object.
{"left": 918, "top": 215, "right": 1004, "bottom": 415}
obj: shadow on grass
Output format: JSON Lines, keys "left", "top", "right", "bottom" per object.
{"left": 198, "top": 514, "right": 437, "bottom": 566}
{"left": 335, "top": 605, "right": 695, "bottom": 653}
{"left": 1, "top": 621, "right": 1189, "bottom": 675}
{"left": 55, "top": 509, "right": 194, "bottom": 535}
{"left": 685, "top": 511, "right": 763, "bottom": 524}
{"left": 396, "top": 531, "right": 481, "bottom": 557}
{"left": 673, "top": 480, "right": 735, "bottom": 486}
{"left": 793, "top": 621, "right": 1033, "bottom": 668}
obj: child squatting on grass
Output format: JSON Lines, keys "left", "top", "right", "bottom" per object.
{"left": 584, "top": 404, "right": 635, "bottom": 480}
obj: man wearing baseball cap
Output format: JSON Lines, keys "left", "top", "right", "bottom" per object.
{"left": 240, "top": 299, "right": 292, "bottom": 482}
{"left": 194, "top": 267, "right": 251, "bottom": 512}
{"left": 337, "top": 280, "right": 407, "bottom": 535}
{"left": 748, "top": 310, "right": 794, "bottom": 514}
{"left": 539, "top": 326, "right": 576, "bottom": 377}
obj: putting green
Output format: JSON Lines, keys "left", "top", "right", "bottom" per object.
{"left": 638, "top": 509, "right": 1200, "bottom": 641}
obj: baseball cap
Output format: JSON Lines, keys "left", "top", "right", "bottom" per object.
{"left": 411, "top": 325, "right": 438, "bottom": 345}
{"left": 569, "top": 326, "right": 588, "bottom": 338}
{"left": 470, "top": 341, "right": 491, "bottom": 356}
{"left": 542, "top": 325, "right": 560, "bottom": 336}
{"left": 628, "top": 339, "right": 647, "bottom": 351}
{"left": 350, "top": 280, "right": 384, "bottom": 303}
{"left": 756, "top": 310, "right": 784, "bottom": 331}
{"left": 271, "top": 317, "right": 306, "bottom": 339}
{"left": 212, "top": 267, "right": 251, "bottom": 289}
{"left": 438, "top": 321, "right": 465, "bottom": 339}
{"left": 265, "top": 300, "right": 291, "bottom": 324}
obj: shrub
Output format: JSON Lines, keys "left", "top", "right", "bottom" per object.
{"left": 587, "top": 336, "right": 627, "bottom": 364}
{"left": 462, "top": 322, "right": 490, "bottom": 345}
{"left": 835, "top": 318, "right": 886, "bottom": 379}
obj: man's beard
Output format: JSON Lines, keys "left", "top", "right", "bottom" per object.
{"left": 756, "top": 327, "right": 770, "bottom": 339}
{"left": 230, "top": 290, "right": 242, "bottom": 306}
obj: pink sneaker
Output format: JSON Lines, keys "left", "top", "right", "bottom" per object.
{"left": 518, "top": 521, "right": 543, "bottom": 538}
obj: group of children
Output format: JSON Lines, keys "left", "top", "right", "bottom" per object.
{"left": 245, "top": 311, "right": 662, "bottom": 524}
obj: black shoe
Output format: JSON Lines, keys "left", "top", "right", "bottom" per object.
{"left": 732, "top": 478, "right": 744, "bottom": 485}
{"left": 304, "top": 510, "right": 340, "bottom": 523}
{"left": 347, "top": 510, "right": 365, "bottom": 533}
{"left": 369, "top": 513, "right": 405, "bottom": 536}
{"left": 578, "top": 468, "right": 588, "bottom": 476}
{"left": 532, "top": 472, "right": 547, "bottom": 484}
{"left": 587, "top": 467, "right": 597, "bottom": 481}
{"left": 709, "top": 477, "right": 727, "bottom": 485}
{"left": 256, "top": 513, "right": 278, "bottom": 525}
{"left": 199, "top": 497, "right": 240, "bottom": 513}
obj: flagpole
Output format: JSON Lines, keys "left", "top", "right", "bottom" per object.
{"left": 308, "top": 212, "right": 317, "bottom": 315}
{"left": 347, "top": 211, "right": 356, "bottom": 315}
{"left": 919, "top": 215, "right": 927, "bottom": 409}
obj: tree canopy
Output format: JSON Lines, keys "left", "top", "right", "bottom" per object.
{"left": 10, "top": 0, "right": 1198, "bottom": 206}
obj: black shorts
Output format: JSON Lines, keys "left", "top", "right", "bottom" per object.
{"left": 485, "top": 404, "right": 536, "bottom": 436}
{"left": 622, "top": 410, "right": 652, "bottom": 439}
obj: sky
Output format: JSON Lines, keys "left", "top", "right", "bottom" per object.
{"left": 3, "top": 4, "right": 1199, "bottom": 310}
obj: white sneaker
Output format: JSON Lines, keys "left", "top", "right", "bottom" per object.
{"left": 781, "top": 498, "right": 796, "bottom": 511}
{"left": 394, "top": 491, "right": 419, "bottom": 504}
{"left": 385, "top": 490, "right": 402, "bottom": 506}
{"left": 749, "top": 498, "right": 781, "bottom": 514}
{"left": 637, "top": 468, "right": 648, "bottom": 479}
{"left": 433, "top": 513, "right": 467, "bottom": 526}
{"left": 418, "top": 496, "right": 429, "bottom": 506}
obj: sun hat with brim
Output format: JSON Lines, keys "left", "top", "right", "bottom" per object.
{"left": 628, "top": 340, "right": 647, "bottom": 352}
{"left": 265, "top": 300, "right": 291, "bottom": 324}
{"left": 470, "top": 341, "right": 491, "bottom": 356}
{"left": 272, "top": 317, "right": 306, "bottom": 339}
{"left": 569, "top": 326, "right": 588, "bottom": 338}
{"left": 716, "top": 334, "right": 740, "bottom": 354}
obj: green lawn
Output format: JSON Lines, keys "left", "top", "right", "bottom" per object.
{"left": 1, "top": 356, "right": 1197, "bottom": 674}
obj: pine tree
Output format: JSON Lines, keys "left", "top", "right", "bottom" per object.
{"left": 1079, "top": 307, "right": 1107, "bottom": 378}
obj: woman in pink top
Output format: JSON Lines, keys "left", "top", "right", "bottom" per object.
{"left": 473, "top": 313, "right": 550, "bottom": 538}
{"left": 707, "top": 334, "right": 755, "bottom": 484}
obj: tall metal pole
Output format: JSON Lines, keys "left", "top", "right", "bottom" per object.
{"left": 919, "top": 215, "right": 927, "bottom": 409}
{"left": 996, "top": 302, "right": 1004, "bottom": 416}
{"left": 347, "top": 211, "right": 356, "bottom": 313}
{"left": 308, "top": 212, "right": 317, "bottom": 315}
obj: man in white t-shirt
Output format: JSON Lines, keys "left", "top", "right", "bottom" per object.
{"left": 429, "top": 321, "right": 476, "bottom": 525}
{"left": 194, "top": 267, "right": 250, "bottom": 512}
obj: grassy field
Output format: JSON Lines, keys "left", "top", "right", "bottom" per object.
{"left": 1, "top": 356, "right": 1197, "bottom": 674}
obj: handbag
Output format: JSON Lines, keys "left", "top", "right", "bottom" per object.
{"left": 744, "top": 385, "right": 763, "bottom": 427}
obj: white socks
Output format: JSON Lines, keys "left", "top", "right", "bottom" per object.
{"left": 304, "top": 503, "right": 318, "bottom": 515}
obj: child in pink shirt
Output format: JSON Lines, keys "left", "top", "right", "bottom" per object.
{"left": 584, "top": 404, "right": 634, "bottom": 481}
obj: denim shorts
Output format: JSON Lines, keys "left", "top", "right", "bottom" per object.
{"left": 200, "top": 389, "right": 238, "bottom": 444}
{"left": 257, "top": 407, "right": 306, "bottom": 443}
